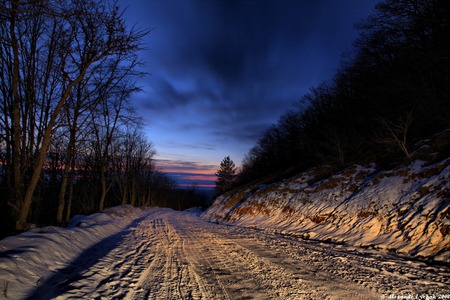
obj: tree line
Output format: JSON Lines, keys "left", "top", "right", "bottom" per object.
{"left": 237, "top": 0, "right": 450, "bottom": 185}
{"left": 0, "top": 0, "right": 207, "bottom": 237}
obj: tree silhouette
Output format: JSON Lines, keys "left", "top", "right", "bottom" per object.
{"left": 0, "top": 0, "right": 148, "bottom": 231}
{"left": 215, "top": 156, "right": 237, "bottom": 194}
{"left": 236, "top": 0, "right": 450, "bottom": 185}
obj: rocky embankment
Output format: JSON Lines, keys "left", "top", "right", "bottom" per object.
{"left": 203, "top": 132, "right": 450, "bottom": 262}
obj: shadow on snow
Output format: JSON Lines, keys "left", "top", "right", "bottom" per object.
{"left": 25, "top": 213, "right": 151, "bottom": 300}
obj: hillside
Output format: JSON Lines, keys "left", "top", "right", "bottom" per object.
{"left": 203, "top": 131, "right": 450, "bottom": 262}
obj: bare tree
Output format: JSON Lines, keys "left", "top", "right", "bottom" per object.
{"left": 89, "top": 80, "right": 141, "bottom": 211}
{"left": 114, "top": 127, "right": 155, "bottom": 207}
{"left": 377, "top": 112, "right": 414, "bottom": 160}
{"left": 0, "top": 0, "right": 147, "bottom": 230}
{"left": 56, "top": 49, "right": 145, "bottom": 224}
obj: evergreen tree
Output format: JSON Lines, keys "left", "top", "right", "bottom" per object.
{"left": 215, "top": 156, "right": 237, "bottom": 194}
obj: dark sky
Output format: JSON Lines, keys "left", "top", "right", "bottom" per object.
{"left": 119, "top": 0, "right": 379, "bottom": 188}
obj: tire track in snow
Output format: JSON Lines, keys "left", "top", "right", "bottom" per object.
{"left": 52, "top": 216, "right": 160, "bottom": 299}
{"left": 128, "top": 217, "right": 210, "bottom": 300}
{"left": 173, "top": 218, "right": 305, "bottom": 299}
{"left": 168, "top": 212, "right": 377, "bottom": 299}
{"left": 256, "top": 232, "right": 450, "bottom": 296}
{"left": 39, "top": 209, "right": 449, "bottom": 299}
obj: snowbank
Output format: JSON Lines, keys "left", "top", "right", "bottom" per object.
{"left": 203, "top": 157, "right": 450, "bottom": 262}
{"left": 0, "top": 205, "right": 150, "bottom": 299}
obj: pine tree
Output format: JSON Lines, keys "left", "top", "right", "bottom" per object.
{"left": 215, "top": 156, "right": 237, "bottom": 194}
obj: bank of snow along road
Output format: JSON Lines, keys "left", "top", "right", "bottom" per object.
{"left": 0, "top": 206, "right": 449, "bottom": 299}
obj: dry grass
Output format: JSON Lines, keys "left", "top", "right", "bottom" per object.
{"left": 282, "top": 205, "right": 296, "bottom": 216}
{"left": 357, "top": 211, "right": 377, "bottom": 218}
{"left": 310, "top": 213, "right": 332, "bottom": 224}
{"left": 234, "top": 201, "right": 271, "bottom": 216}
{"left": 440, "top": 224, "right": 450, "bottom": 236}
{"left": 224, "top": 190, "right": 248, "bottom": 209}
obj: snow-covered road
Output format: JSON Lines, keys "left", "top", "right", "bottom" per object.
{"left": 18, "top": 209, "right": 450, "bottom": 299}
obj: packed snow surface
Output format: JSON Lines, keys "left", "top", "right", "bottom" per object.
{"left": 0, "top": 206, "right": 449, "bottom": 299}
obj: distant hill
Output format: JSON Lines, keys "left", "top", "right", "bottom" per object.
{"left": 203, "top": 130, "right": 450, "bottom": 262}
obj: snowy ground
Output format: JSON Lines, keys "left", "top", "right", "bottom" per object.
{"left": 204, "top": 158, "right": 450, "bottom": 262}
{"left": 1, "top": 207, "right": 449, "bottom": 299}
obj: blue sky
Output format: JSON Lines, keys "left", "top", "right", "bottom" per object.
{"left": 119, "top": 0, "right": 379, "bottom": 188}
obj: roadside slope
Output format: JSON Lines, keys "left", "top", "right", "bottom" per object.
{"left": 203, "top": 141, "right": 450, "bottom": 262}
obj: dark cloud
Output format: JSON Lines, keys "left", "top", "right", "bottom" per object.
{"left": 161, "top": 141, "right": 216, "bottom": 152}
{"left": 204, "top": 43, "right": 246, "bottom": 85}
{"left": 142, "top": 77, "right": 190, "bottom": 109}
{"left": 120, "top": 0, "right": 379, "bottom": 185}
{"left": 210, "top": 121, "right": 271, "bottom": 143}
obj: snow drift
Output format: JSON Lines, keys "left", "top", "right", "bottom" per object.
{"left": 0, "top": 205, "right": 150, "bottom": 299}
{"left": 203, "top": 135, "right": 450, "bottom": 262}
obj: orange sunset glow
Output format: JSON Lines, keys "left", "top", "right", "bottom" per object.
{"left": 156, "top": 159, "right": 218, "bottom": 189}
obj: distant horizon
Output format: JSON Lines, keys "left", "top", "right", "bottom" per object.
{"left": 156, "top": 159, "right": 217, "bottom": 190}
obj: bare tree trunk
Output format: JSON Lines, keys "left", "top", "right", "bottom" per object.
{"left": 16, "top": 71, "right": 86, "bottom": 230}
{"left": 121, "top": 183, "right": 128, "bottom": 206}
{"left": 130, "top": 180, "right": 136, "bottom": 207}
{"left": 99, "top": 164, "right": 114, "bottom": 211}
{"left": 57, "top": 132, "right": 75, "bottom": 224}
{"left": 9, "top": 0, "right": 23, "bottom": 215}
{"left": 65, "top": 161, "right": 75, "bottom": 223}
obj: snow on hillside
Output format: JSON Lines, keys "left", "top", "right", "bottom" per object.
{"left": 0, "top": 205, "right": 151, "bottom": 299}
{"left": 203, "top": 156, "right": 450, "bottom": 262}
